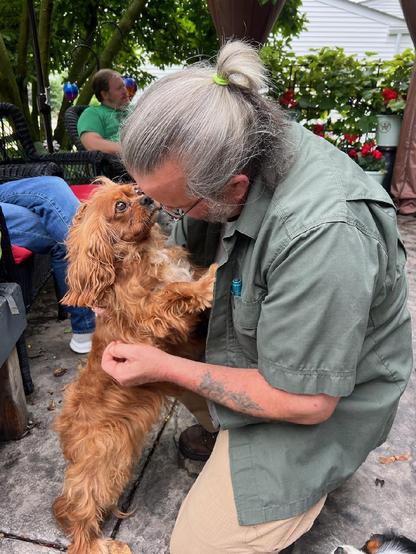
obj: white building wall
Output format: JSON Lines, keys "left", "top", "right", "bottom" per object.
{"left": 290, "top": 0, "right": 413, "bottom": 59}
{"left": 360, "top": 0, "right": 404, "bottom": 19}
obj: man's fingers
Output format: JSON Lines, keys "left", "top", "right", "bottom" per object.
{"left": 106, "top": 341, "right": 134, "bottom": 359}
{"left": 101, "top": 342, "right": 127, "bottom": 372}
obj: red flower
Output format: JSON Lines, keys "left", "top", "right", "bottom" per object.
{"left": 361, "top": 143, "right": 372, "bottom": 156}
{"left": 372, "top": 149, "right": 383, "bottom": 160}
{"left": 382, "top": 87, "right": 398, "bottom": 105}
{"left": 279, "top": 89, "right": 298, "bottom": 109}
{"left": 348, "top": 148, "right": 358, "bottom": 159}
{"left": 313, "top": 123, "right": 325, "bottom": 136}
{"left": 344, "top": 134, "right": 359, "bottom": 145}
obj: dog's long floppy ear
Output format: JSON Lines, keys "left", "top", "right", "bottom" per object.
{"left": 62, "top": 202, "right": 116, "bottom": 308}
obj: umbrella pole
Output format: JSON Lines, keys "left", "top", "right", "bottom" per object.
{"left": 27, "top": 0, "right": 54, "bottom": 153}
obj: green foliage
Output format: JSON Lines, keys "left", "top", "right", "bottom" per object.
{"left": 271, "top": 0, "right": 307, "bottom": 39}
{"left": 0, "top": 0, "right": 220, "bottom": 141}
{"left": 0, "top": 0, "right": 304, "bottom": 142}
{"left": 261, "top": 44, "right": 415, "bottom": 135}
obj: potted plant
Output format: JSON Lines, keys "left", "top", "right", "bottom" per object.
{"left": 361, "top": 50, "right": 413, "bottom": 146}
{"left": 342, "top": 136, "right": 387, "bottom": 185}
{"left": 371, "top": 87, "right": 406, "bottom": 147}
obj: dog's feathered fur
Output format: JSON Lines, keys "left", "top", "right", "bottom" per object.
{"left": 53, "top": 180, "right": 216, "bottom": 554}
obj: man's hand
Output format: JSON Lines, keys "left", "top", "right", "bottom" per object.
{"left": 101, "top": 341, "right": 170, "bottom": 386}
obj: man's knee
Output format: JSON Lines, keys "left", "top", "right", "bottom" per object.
{"left": 40, "top": 176, "right": 72, "bottom": 198}
{"left": 169, "top": 512, "right": 189, "bottom": 554}
{"left": 40, "top": 177, "right": 80, "bottom": 216}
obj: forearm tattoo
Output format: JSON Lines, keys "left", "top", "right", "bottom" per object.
{"left": 197, "top": 371, "right": 265, "bottom": 415}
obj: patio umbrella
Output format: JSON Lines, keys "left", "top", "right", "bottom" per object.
{"left": 390, "top": 1, "right": 416, "bottom": 213}
{"left": 27, "top": 0, "right": 54, "bottom": 153}
{"left": 207, "top": 0, "right": 287, "bottom": 46}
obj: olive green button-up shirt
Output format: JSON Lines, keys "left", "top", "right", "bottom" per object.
{"left": 172, "top": 123, "right": 412, "bottom": 525}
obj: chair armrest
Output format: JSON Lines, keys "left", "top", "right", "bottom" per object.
{"left": 36, "top": 150, "right": 105, "bottom": 164}
{"left": 34, "top": 151, "right": 107, "bottom": 184}
{"left": 0, "top": 162, "right": 63, "bottom": 184}
{"left": 36, "top": 151, "right": 130, "bottom": 183}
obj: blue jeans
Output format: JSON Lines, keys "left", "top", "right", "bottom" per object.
{"left": 0, "top": 176, "right": 95, "bottom": 334}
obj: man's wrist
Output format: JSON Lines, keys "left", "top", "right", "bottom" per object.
{"left": 161, "top": 353, "right": 195, "bottom": 388}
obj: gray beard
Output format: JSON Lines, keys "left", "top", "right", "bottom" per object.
{"left": 204, "top": 198, "right": 240, "bottom": 223}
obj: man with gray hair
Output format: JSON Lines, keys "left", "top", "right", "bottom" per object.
{"left": 101, "top": 41, "right": 412, "bottom": 553}
{"left": 77, "top": 68, "right": 129, "bottom": 155}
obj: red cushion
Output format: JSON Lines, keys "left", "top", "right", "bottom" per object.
{"left": 70, "top": 183, "right": 100, "bottom": 202}
{"left": 11, "top": 245, "right": 33, "bottom": 264}
{"left": 10, "top": 184, "right": 100, "bottom": 264}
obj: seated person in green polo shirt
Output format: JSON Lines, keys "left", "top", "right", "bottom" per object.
{"left": 77, "top": 69, "right": 130, "bottom": 155}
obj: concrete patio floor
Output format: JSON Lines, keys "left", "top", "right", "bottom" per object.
{"left": 0, "top": 215, "right": 415, "bottom": 554}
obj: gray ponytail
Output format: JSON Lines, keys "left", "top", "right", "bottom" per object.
{"left": 121, "top": 40, "right": 293, "bottom": 200}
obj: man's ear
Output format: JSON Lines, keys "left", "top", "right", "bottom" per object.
{"left": 100, "top": 89, "right": 108, "bottom": 102}
{"left": 226, "top": 174, "right": 250, "bottom": 205}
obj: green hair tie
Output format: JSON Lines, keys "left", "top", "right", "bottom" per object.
{"left": 213, "top": 73, "right": 229, "bottom": 86}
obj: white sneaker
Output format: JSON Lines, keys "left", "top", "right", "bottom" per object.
{"left": 69, "top": 333, "right": 93, "bottom": 354}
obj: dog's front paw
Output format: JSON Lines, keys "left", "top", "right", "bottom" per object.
{"left": 108, "top": 540, "right": 133, "bottom": 554}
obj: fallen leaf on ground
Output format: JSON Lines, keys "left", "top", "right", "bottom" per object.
{"left": 47, "top": 400, "right": 56, "bottom": 411}
{"left": 53, "top": 366, "right": 67, "bottom": 377}
{"left": 378, "top": 453, "right": 411, "bottom": 464}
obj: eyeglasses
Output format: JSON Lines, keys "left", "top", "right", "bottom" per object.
{"left": 160, "top": 198, "right": 202, "bottom": 221}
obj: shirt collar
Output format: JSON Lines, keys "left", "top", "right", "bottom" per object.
{"left": 232, "top": 122, "right": 302, "bottom": 240}
{"left": 233, "top": 174, "right": 273, "bottom": 240}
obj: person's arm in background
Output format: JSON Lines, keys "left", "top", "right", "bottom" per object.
{"left": 80, "top": 132, "right": 121, "bottom": 154}
{"left": 77, "top": 107, "right": 121, "bottom": 155}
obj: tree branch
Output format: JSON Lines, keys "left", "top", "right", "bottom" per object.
{"left": 0, "top": 33, "right": 24, "bottom": 110}
{"left": 77, "top": 0, "right": 147, "bottom": 105}
{"left": 39, "top": 0, "right": 54, "bottom": 83}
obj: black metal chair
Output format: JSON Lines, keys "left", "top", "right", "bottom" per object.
{"left": 64, "top": 104, "right": 130, "bottom": 181}
{"left": 0, "top": 206, "right": 38, "bottom": 394}
{"left": 0, "top": 102, "right": 109, "bottom": 184}
{"left": 0, "top": 160, "right": 63, "bottom": 184}
{"left": 64, "top": 105, "right": 89, "bottom": 152}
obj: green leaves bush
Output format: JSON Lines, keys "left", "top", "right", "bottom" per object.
{"left": 260, "top": 43, "right": 414, "bottom": 135}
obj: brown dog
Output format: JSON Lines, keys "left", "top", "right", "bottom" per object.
{"left": 53, "top": 179, "right": 216, "bottom": 554}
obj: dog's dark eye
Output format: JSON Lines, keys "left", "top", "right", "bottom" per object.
{"left": 115, "top": 201, "right": 128, "bottom": 212}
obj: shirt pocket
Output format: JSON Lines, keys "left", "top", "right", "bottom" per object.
{"left": 231, "top": 296, "right": 263, "bottom": 362}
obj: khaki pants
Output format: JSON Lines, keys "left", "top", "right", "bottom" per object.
{"left": 171, "top": 392, "right": 326, "bottom": 554}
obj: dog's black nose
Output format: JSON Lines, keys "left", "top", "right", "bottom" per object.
{"left": 334, "top": 548, "right": 345, "bottom": 554}
{"left": 139, "top": 195, "right": 154, "bottom": 207}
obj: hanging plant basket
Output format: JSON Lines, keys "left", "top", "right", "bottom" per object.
{"left": 206, "top": 0, "right": 286, "bottom": 46}
{"left": 376, "top": 114, "right": 402, "bottom": 147}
